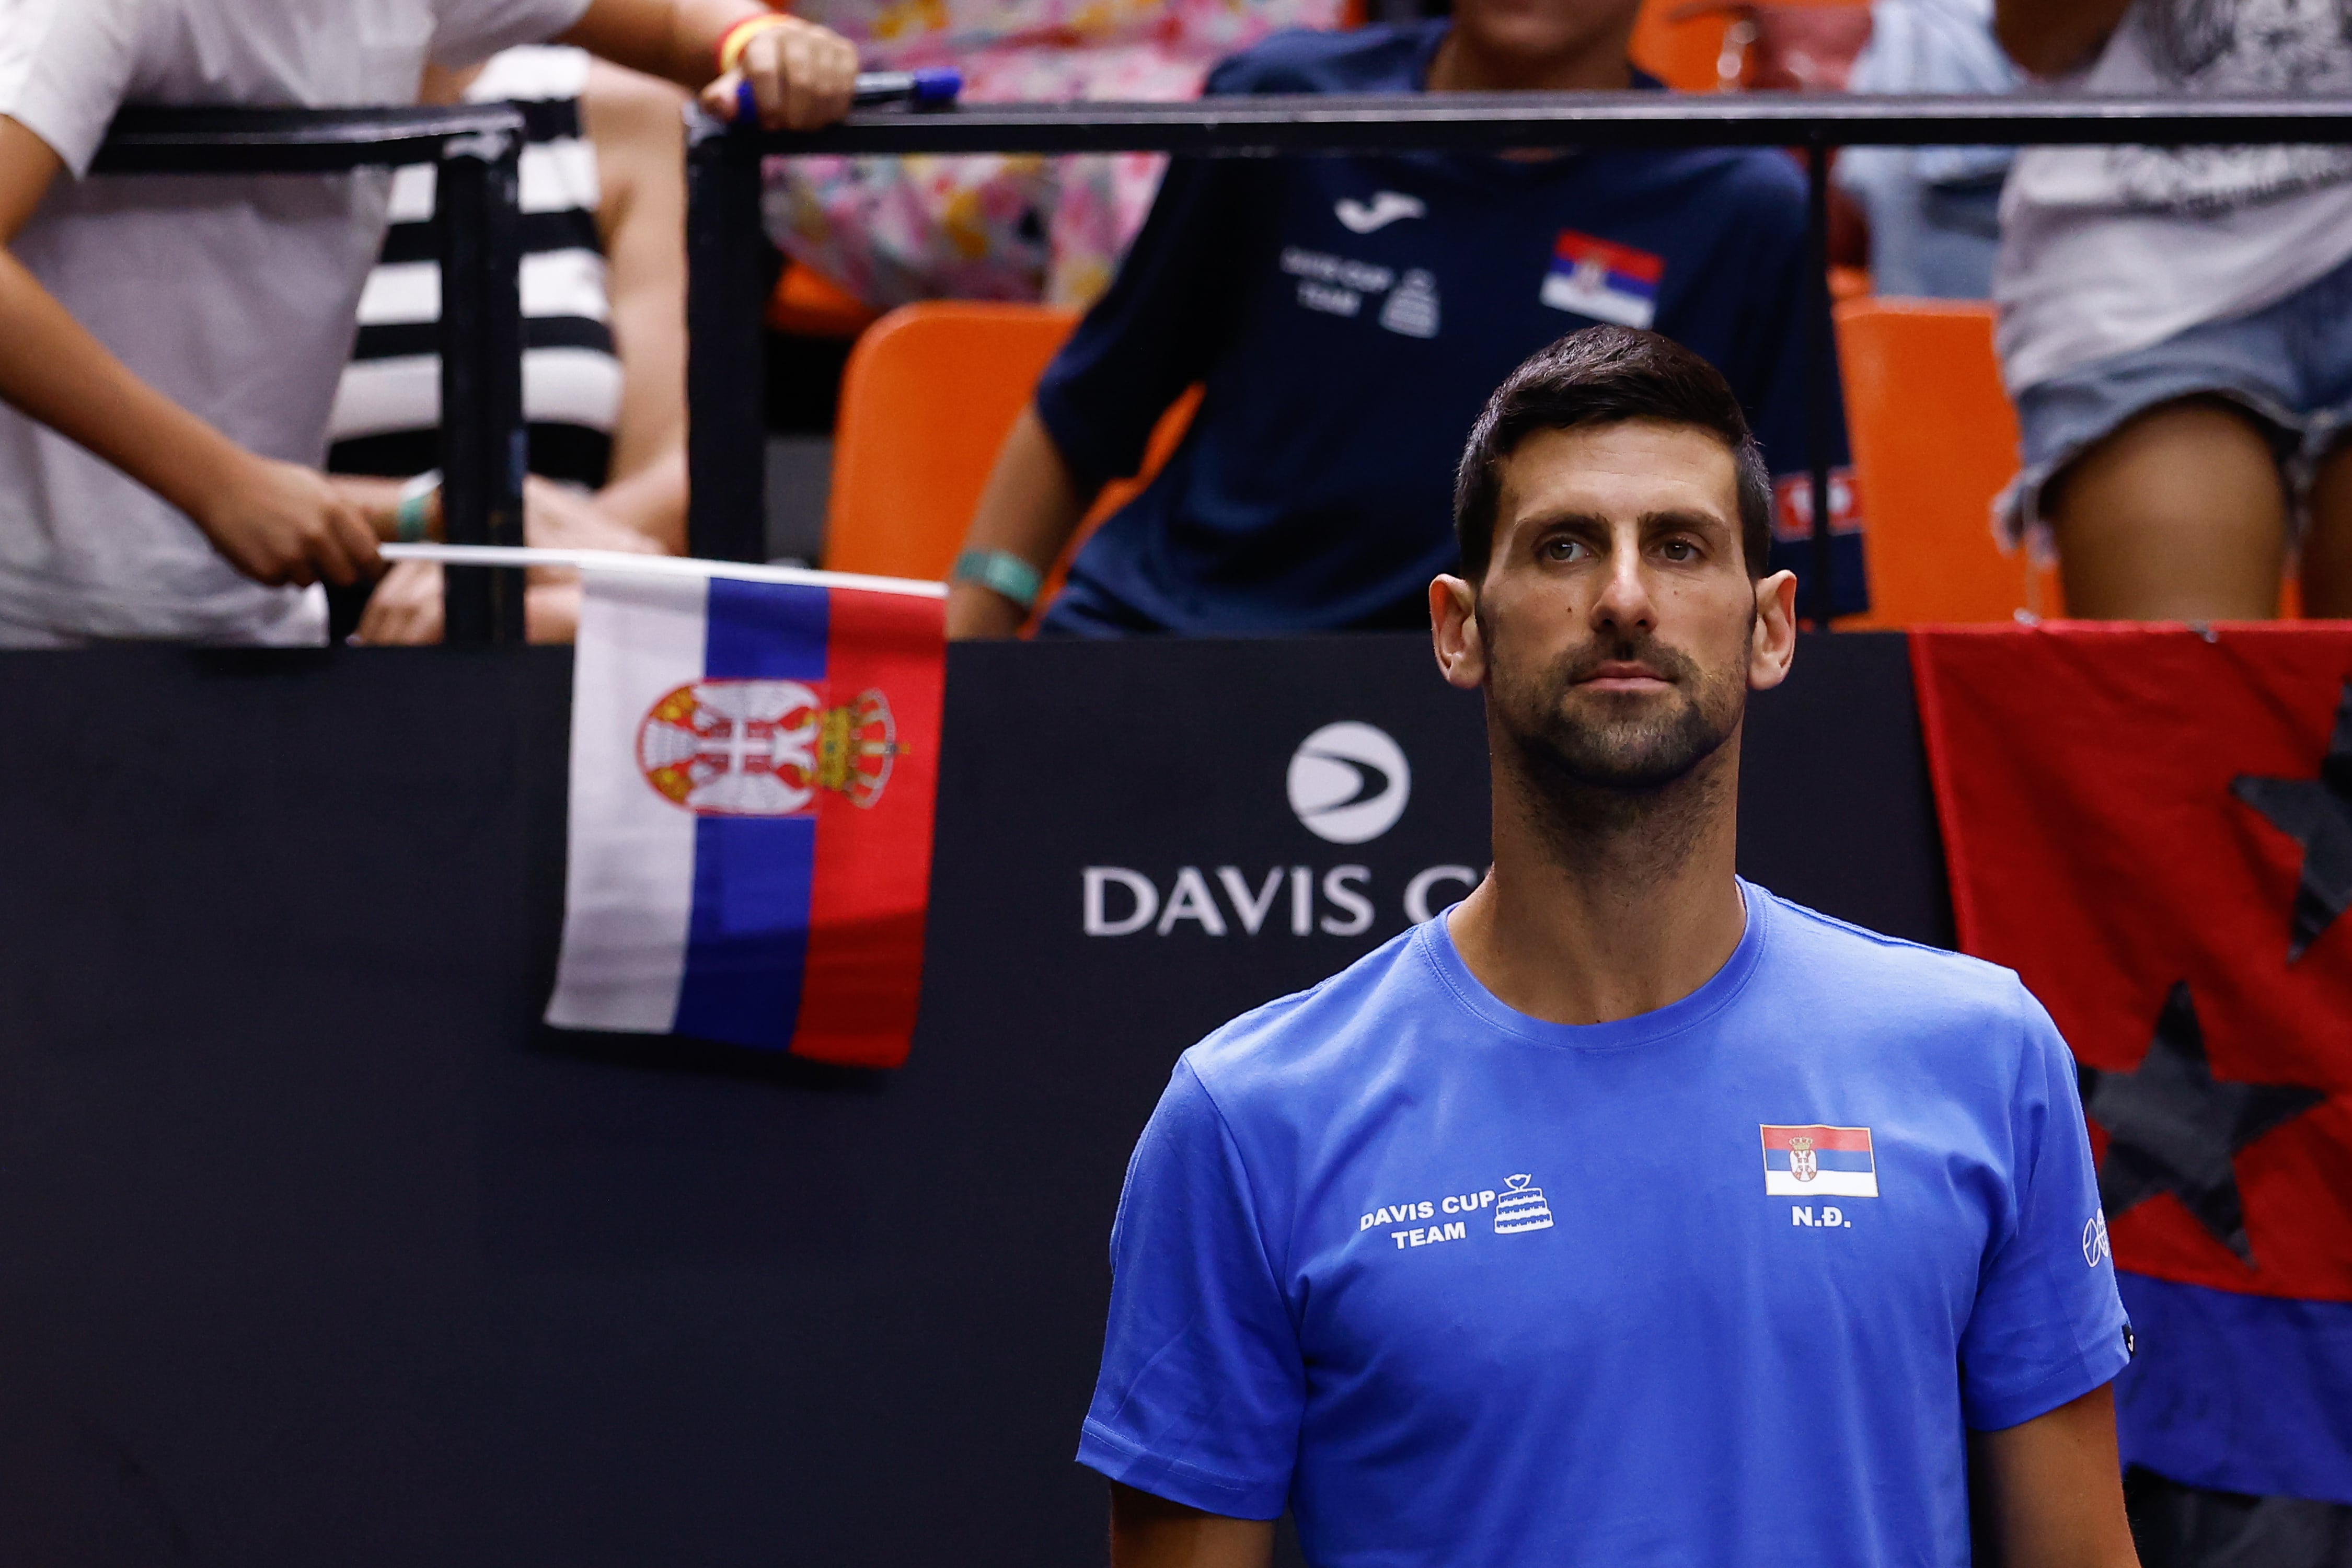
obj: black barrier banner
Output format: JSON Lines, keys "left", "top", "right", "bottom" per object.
{"left": 921, "top": 636, "right": 1504, "bottom": 1114}
{"left": 0, "top": 634, "right": 1947, "bottom": 1567}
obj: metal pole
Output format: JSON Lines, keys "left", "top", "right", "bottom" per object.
{"left": 1804, "top": 137, "right": 1836, "bottom": 631}
{"left": 685, "top": 114, "right": 771, "bottom": 563}
{"left": 436, "top": 126, "right": 528, "bottom": 644}
{"left": 752, "top": 91, "right": 2352, "bottom": 157}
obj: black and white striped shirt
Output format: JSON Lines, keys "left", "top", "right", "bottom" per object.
{"left": 327, "top": 47, "right": 622, "bottom": 490}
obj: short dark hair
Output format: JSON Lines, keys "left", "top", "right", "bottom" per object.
{"left": 1452, "top": 326, "right": 1773, "bottom": 583}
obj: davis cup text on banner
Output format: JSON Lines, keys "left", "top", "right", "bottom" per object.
{"left": 545, "top": 568, "right": 945, "bottom": 1068}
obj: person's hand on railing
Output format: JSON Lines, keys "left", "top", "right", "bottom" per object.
{"left": 353, "top": 560, "right": 594, "bottom": 645}
{"left": 704, "top": 15, "right": 858, "bottom": 132}
{"left": 348, "top": 476, "right": 666, "bottom": 645}
{"left": 560, "top": 4, "right": 859, "bottom": 134}
{"left": 3, "top": 116, "right": 386, "bottom": 603}
{"left": 194, "top": 454, "right": 382, "bottom": 589}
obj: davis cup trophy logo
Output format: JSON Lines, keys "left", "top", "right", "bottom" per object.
{"left": 1493, "top": 1174, "right": 1555, "bottom": 1234}
{"left": 1788, "top": 1136, "right": 1818, "bottom": 1184}
{"left": 637, "top": 679, "right": 900, "bottom": 815}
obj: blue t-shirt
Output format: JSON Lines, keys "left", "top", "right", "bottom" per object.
{"left": 1034, "top": 23, "right": 1867, "bottom": 636}
{"left": 1080, "top": 884, "right": 2129, "bottom": 1566}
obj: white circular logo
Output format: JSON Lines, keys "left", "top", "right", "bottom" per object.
{"left": 2083, "top": 1212, "right": 2111, "bottom": 1269}
{"left": 1287, "top": 721, "right": 1411, "bottom": 844}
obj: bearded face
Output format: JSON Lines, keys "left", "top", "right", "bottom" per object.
{"left": 1487, "top": 612, "right": 1752, "bottom": 797}
{"left": 1441, "top": 420, "right": 1784, "bottom": 825}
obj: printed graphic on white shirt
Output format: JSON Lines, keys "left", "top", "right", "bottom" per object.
{"left": 1760, "top": 1124, "right": 1879, "bottom": 1198}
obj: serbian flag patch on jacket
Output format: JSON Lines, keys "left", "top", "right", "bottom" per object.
{"left": 1913, "top": 624, "right": 2352, "bottom": 1505}
{"left": 544, "top": 566, "right": 946, "bottom": 1068}
{"left": 1539, "top": 230, "right": 1663, "bottom": 330}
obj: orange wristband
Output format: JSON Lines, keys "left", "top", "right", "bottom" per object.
{"left": 715, "top": 13, "right": 792, "bottom": 76}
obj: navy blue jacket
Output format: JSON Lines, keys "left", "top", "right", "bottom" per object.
{"left": 1034, "top": 21, "right": 1864, "bottom": 634}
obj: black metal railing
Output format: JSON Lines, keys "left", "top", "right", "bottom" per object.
{"left": 94, "top": 105, "right": 530, "bottom": 644}
{"left": 85, "top": 95, "right": 2352, "bottom": 637}
{"left": 690, "top": 92, "right": 2352, "bottom": 626}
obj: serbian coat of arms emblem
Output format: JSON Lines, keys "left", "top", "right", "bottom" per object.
{"left": 1788, "top": 1136, "right": 1819, "bottom": 1183}
{"left": 636, "top": 679, "right": 900, "bottom": 816}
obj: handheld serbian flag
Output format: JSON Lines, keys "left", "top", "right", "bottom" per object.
{"left": 543, "top": 561, "right": 946, "bottom": 1068}
{"left": 1539, "top": 229, "right": 1663, "bottom": 330}
{"left": 1913, "top": 624, "right": 2352, "bottom": 1506}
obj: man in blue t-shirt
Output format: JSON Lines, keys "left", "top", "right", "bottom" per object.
{"left": 1081, "top": 328, "right": 2134, "bottom": 1568}
{"left": 943, "top": 0, "right": 1866, "bottom": 640}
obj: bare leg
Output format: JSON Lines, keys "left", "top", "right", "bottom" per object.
{"left": 2301, "top": 440, "right": 2352, "bottom": 617}
{"left": 2047, "top": 397, "right": 2287, "bottom": 620}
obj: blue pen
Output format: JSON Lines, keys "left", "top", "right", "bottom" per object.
{"left": 735, "top": 67, "right": 962, "bottom": 122}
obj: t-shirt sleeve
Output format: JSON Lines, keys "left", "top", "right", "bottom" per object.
{"left": 1030, "top": 66, "right": 1271, "bottom": 486}
{"left": 1077, "top": 1058, "right": 1302, "bottom": 1518}
{"left": 1957, "top": 983, "right": 2133, "bottom": 1431}
{"left": 429, "top": 0, "right": 596, "bottom": 69}
{"left": 0, "top": 0, "right": 142, "bottom": 176}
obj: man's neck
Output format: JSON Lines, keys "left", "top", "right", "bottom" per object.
{"left": 1445, "top": 739, "right": 1748, "bottom": 1027}
{"left": 1426, "top": 26, "right": 1636, "bottom": 95}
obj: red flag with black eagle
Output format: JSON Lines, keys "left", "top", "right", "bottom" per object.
{"left": 1911, "top": 624, "right": 2352, "bottom": 1504}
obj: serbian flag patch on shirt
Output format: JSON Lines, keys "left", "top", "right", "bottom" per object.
{"left": 1761, "top": 1125, "right": 1880, "bottom": 1197}
{"left": 1540, "top": 230, "right": 1664, "bottom": 329}
{"left": 544, "top": 566, "right": 946, "bottom": 1068}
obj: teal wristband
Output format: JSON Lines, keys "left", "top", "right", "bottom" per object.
{"left": 952, "top": 547, "right": 1043, "bottom": 611}
{"left": 394, "top": 469, "right": 440, "bottom": 545}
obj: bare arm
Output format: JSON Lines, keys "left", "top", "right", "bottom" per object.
{"left": 1110, "top": 1483, "right": 1275, "bottom": 1568}
{"left": 946, "top": 403, "right": 1101, "bottom": 638}
{"left": 558, "top": 0, "right": 857, "bottom": 131}
{"left": 0, "top": 117, "right": 379, "bottom": 589}
{"left": 1993, "top": 0, "right": 2133, "bottom": 76}
{"left": 582, "top": 60, "right": 689, "bottom": 552}
{"left": 1970, "top": 1383, "right": 2140, "bottom": 1568}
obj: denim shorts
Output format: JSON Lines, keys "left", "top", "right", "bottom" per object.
{"left": 2004, "top": 246, "right": 2352, "bottom": 549}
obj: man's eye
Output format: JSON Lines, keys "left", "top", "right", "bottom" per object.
{"left": 1661, "top": 539, "right": 1697, "bottom": 562}
{"left": 1541, "top": 538, "right": 1587, "bottom": 561}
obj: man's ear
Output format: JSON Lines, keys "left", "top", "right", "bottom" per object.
{"left": 1748, "top": 569, "right": 1798, "bottom": 691}
{"left": 1431, "top": 574, "right": 1486, "bottom": 690}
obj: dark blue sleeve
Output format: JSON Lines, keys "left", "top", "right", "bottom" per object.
{"left": 1031, "top": 64, "right": 1279, "bottom": 486}
{"left": 1076, "top": 1058, "right": 1302, "bottom": 1518}
{"left": 1958, "top": 984, "right": 2134, "bottom": 1431}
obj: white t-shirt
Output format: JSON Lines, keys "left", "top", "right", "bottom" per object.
{"left": 1995, "top": 0, "right": 2352, "bottom": 395}
{"left": 0, "top": 0, "right": 591, "bottom": 644}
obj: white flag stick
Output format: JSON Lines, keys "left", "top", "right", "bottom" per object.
{"left": 379, "top": 543, "right": 948, "bottom": 601}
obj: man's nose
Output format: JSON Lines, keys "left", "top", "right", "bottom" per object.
{"left": 1592, "top": 543, "right": 1657, "bottom": 631}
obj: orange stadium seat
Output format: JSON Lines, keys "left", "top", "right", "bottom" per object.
{"left": 1835, "top": 298, "right": 2063, "bottom": 626}
{"left": 825, "top": 302, "right": 1196, "bottom": 607}
{"left": 1631, "top": 0, "right": 1734, "bottom": 90}
{"left": 769, "top": 261, "right": 882, "bottom": 339}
